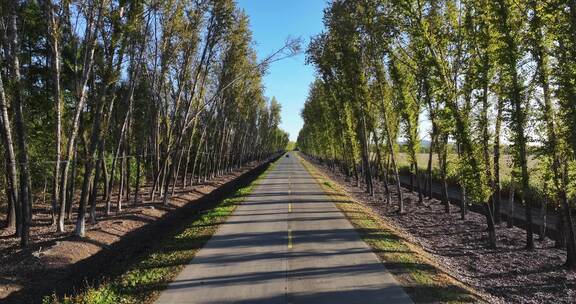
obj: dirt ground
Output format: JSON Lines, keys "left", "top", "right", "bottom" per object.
{"left": 309, "top": 158, "right": 576, "bottom": 304}
{"left": 0, "top": 161, "right": 265, "bottom": 303}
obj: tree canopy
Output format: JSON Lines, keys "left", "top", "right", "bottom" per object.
{"left": 298, "top": 0, "right": 576, "bottom": 269}
{"left": 0, "top": 0, "right": 291, "bottom": 246}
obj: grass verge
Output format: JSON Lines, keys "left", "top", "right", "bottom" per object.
{"left": 296, "top": 153, "right": 485, "bottom": 304}
{"left": 43, "top": 160, "right": 277, "bottom": 304}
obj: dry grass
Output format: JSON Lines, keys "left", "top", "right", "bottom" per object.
{"left": 396, "top": 153, "right": 540, "bottom": 185}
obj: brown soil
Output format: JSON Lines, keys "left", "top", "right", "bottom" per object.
{"left": 308, "top": 158, "right": 576, "bottom": 304}
{"left": 0, "top": 160, "right": 270, "bottom": 303}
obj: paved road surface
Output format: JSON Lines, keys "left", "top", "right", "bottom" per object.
{"left": 155, "top": 152, "right": 413, "bottom": 304}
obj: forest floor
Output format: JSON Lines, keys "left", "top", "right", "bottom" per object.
{"left": 305, "top": 156, "right": 576, "bottom": 304}
{"left": 0, "top": 159, "right": 270, "bottom": 303}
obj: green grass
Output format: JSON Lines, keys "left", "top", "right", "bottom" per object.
{"left": 43, "top": 162, "right": 276, "bottom": 304}
{"left": 298, "top": 154, "right": 484, "bottom": 304}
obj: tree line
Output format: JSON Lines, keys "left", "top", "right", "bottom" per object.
{"left": 0, "top": 0, "right": 291, "bottom": 248}
{"left": 297, "top": 0, "right": 576, "bottom": 268}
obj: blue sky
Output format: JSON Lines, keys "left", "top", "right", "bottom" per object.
{"left": 237, "top": 0, "right": 328, "bottom": 141}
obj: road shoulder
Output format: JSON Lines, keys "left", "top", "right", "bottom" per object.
{"left": 42, "top": 158, "right": 279, "bottom": 304}
{"left": 296, "top": 153, "right": 486, "bottom": 304}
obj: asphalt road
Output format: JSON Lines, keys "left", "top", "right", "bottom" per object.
{"left": 155, "top": 152, "right": 413, "bottom": 304}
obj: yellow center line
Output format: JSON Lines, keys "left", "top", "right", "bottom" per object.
{"left": 288, "top": 173, "right": 293, "bottom": 249}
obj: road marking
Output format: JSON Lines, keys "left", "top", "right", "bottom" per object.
{"left": 288, "top": 172, "right": 293, "bottom": 249}
{"left": 288, "top": 173, "right": 292, "bottom": 212}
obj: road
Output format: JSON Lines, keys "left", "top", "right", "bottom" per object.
{"left": 155, "top": 152, "right": 413, "bottom": 304}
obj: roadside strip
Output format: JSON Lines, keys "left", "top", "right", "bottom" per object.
{"left": 296, "top": 153, "right": 487, "bottom": 304}
{"left": 44, "top": 158, "right": 280, "bottom": 304}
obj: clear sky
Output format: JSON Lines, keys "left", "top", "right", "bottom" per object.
{"left": 237, "top": 0, "right": 328, "bottom": 141}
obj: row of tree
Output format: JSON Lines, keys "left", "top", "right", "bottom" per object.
{"left": 297, "top": 0, "right": 576, "bottom": 268}
{"left": 0, "top": 0, "right": 290, "bottom": 248}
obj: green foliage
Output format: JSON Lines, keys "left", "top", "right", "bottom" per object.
{"left": 298, "top": 0, "right": 576, "bottom": 205}
{"left": 285, "top": 141, "right": 296, "bottom": 151}
{"left": 0, "top": 0, "right": 293, "bottom": 244}
{"left": 298, "top": 0, "right": 576, "bottom": 254}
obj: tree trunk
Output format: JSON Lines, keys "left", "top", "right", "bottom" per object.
{"left": 523, "top": 192, "right": 534, "bottom": 250}
{"left": 560, "top": 164, "right": 576, "bottom": 268}
{"left": 182, "top": 138, "right": 194, "bottom": 189}
{"left": 539, "top": 193, "right": 547, "bottom": 241}
{"left": 134, "top": 151, "right": 141, "bottom": 205}
{"left": 103, "top": 143, "right": 111, "bottom": 215}
{"left": 493, "top": 97, "right": 503, "bottom": 223}
{"left": 414, "top": 161, "right": 423, "bottom": 204}
{"left": 125, "top": 122, "right": 132, "bottom": 204}
{"left": 89, "top": 143, "right": 104, "bottom": 225}
{"left": 389, "top": 144, "right": 403, "bottom": 213}
{"left": 7, "top": 6, "right": 33, "bottom": 247}
{"left": 373, "top": 131, "right": 390, "bottom": 203}
{"left": 508, "top": 183, "right": 515, "bottom": 228}
{"left": 359, "top": 109, "right": 373, "bottom": 195}
{"left": 44, "top": 0, "right": 63, "bottom": 227}
{"left": 117, "top": 149, "right": 126, "bottom": 212}
{"left": 66, "top": 146, "right": 78, "bottom": 221}
{"left": 426, "top": 134, "right": 434, "bottom": 199}
{"left": 0, "top": 69, "right": 19, "bottom": 233}
{"left": 75, "top": 80, "right": 113, "bottom": 235}
{"left": 480, "top": 64, "right": 494, "bottom": 222}
{"left": 409, "top": 163, "right": 414, "bottom": 192}
{"left": 528, "top": 0, "right": 575, "bottom": 265}
{"left": 495, "top": 0, "right": 533, "bottom": 250}
{"left": 191, "top": 129, "right": 207, "bottom": 186}
{"left": 58, "top": 1, "right": 101, "bottom": 232}
{"left": 555, "top": 208, "right": 565, "bottom": 249}
{"left": 439, "top": 134, "right": 450, "bottom": 214}
{"left": 485, "top": 202, "right": 497, "bottom": 248}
